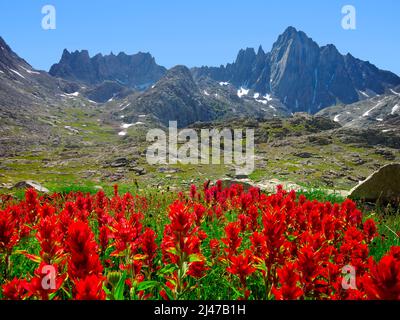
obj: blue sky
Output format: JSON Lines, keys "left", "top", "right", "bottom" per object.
{"left": 0, "top": 0, "right": 399, "bottom": 75}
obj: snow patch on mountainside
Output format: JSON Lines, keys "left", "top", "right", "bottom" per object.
{"left": 391, "top": 104, "right": 400, "bottom": 115}
{"left": 264, "top": 94, "right": 273, "bottom": 102}
{"left": 20, "top": 66, "right": 40, "bottom": 75}
{"left": 362, "top": 101, "right": 385, "bottom": 117}
{"left": 255, "top": 99, "right": 268, "bottom": 105}
{"left": 10, "top": 69, "right": 26, "bottom": 79}
{"left": 237, "top": 87, "right": 249, "bottom": 98}
{"left": 390, "top": 89, "right": 400, "bottom": 97}
{"left": 65, "top": 92, "right": 80, "bottom": 97}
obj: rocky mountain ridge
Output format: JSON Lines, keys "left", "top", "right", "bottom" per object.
{"left": 193, "top": 27, "right": 400, "bottom": 114}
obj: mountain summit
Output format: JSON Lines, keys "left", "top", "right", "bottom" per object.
{"left": 193, "top": 26, "right": 400, "bottom": 113}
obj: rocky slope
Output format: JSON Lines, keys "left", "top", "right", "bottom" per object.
{"left": 317, "top": 86, "right": 400, "bottom": 134}
{"left": 193, "top": 27, "right": 400, "bottom": 114}
{"left": 108, "top": 65, "right": 290, "bottom": 127}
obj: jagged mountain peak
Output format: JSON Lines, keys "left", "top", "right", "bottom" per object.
{"left": 193, "top": 26, "right": 400, "bottom": 114}
{"left": 50, "top": 49, "right": 166, "bottom": 89}
{"left": 257, "top": 45, "right": 265, "bottom": 56}
{"left": 275, "top": 26, "right": 316, "bottom": 46}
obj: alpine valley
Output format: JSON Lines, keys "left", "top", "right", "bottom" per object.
{"left": 0, "top": 26, "right": 399, "bottom": 194}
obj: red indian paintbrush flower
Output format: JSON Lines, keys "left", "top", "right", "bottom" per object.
{"left": 141, "top": 228, "right": 158, "bottom": 269}
{"left": 1, "top": 278, "right": 29, "bottom": 300}
{"left": 363, "top": 218, "right": 378, "bottom": 243}
{"left": 188, "top": 260, "right": 209, "bottom": 279}
{"left": 36, "top": 215, "right": 64, "bottom": 263}
{"left": 0, "top": 209, "right": 19, "bottom": 254}
{"left": 74, "top": 275, "right": 106, "bottom": 300}
{"left": 209, "top": 239, "right": 220, "bottom": 259}
{"left": 272, "top": 262, "right": 304, "bottom": 300}
{"left": 250, "top": 232, "right": 268, "bottom": 259}
{"left": 364, "top": 252, "right": 400, "bottom": 300}
{"left": 222, "top": 222, "right": 242, "bottom": 256}
{"left": 66, "top": 221, "right": 103, "bottom": 280}
{"left": 26, "top": 263, "right": 64, "bottom": 300}
{"left": 168, "top": 200, "right": 194, "bottom": 234}
{"left": 227, "top": 251, "right": 256, "bottom": 287}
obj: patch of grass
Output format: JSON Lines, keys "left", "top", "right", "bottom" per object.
{"left": 368, "top": 206, "right": 400, "bottom": 261}
{"left": 49, "top": 183, "right": 100, "bottom": 195}
{"left": 298, "top": 188, "right": 346, "bottom": 203}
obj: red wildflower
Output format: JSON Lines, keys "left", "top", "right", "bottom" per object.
{"left": 159, "top": 289, "right": 170, "bottom": 300}
{"left": 0, "top": 209, "right": 19, "bottom": 254}
{"left": 141, "top": 228, "right": 158, "bottom": 269}
{"left": 168, "top": 200, "right": 193, "bottom": 234}
{"left": 227, "top": 251, "right": 256, "bottom": 287}
{"left": 1, "top": 278, "right": 29, "bottom": 300}
{"left": 250, "top": 232, "right": 268, "bottom": 259}
{"left": 193, "top": 203, "right": 206, "bottom": 226}
{"left": 188, "top": 260, "right": 209, "bottom": 279}
{"left": 98, "top": 223, "right": 109, "bottom": 248}
{"left": 26, "top": 263, "right": 64, "bottom": 300}
{"left": 66, "top": 221, "right": 103, "bottom": 280}
{"left": 364, "top": 253, "right": 400, "bottom": 300}
{"left": 363, "top": 219, "right": 377, "bottom": 243}
{"left": 75, "top": 275, "right": 106, "bottom": 300}
{"left": 111, "top": 216, "right": 142, "bottom": 256}
{"left": 388, "top": 246, "right": 400, "bottom": 261}
{"left": 272, "top": 263, "right": 303, "bottom": 300}
{"left": 190, "top": 184, "right": 197, "bottom": 199}
{"left": 209, "top": 239, "right": 220, "bottom": 258}
{"left": 222, "top": 222, "right": 242, "bottom": 256}
{"left": 36, "top": 215, "right": 64, "bottom": 263}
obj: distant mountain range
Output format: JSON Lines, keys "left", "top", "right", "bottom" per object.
{"left": 1, "top": 26, "right": 400, "bottom": 132}
{"left": 49, "top": 49, "right": 167, "bottom": 90}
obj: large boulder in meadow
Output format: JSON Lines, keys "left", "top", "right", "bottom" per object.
{"left": 13, "top": 180, "right": 49, "bottom": 193}
{"left": 349, "top": 163, "right": 400, "bottom": 203}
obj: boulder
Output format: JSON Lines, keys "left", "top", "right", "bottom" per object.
{"left": 374, "top": 149, "right": 396, "bottom": 161}
{"left": 13, "top": 180, "right": 49, "bottom": 193}
{"left": 349, "top": 163, "right": 400, "bottom": 203}
{"left": 158, "top": 167, "right": 181, "bottom": 174}
{"left": 220, "top": 178, "right": 302, "bottom": 193}
{"left": 294, "top": 152, "right": 315, "bottom": 158}
{"left": 110, "top": 157, "right": 129, "bottom": 168}
{"left": 130, "top": 166, "right": 146, "bottom": 175}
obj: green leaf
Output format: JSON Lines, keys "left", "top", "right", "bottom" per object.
{"left": 136, "top": 280, "right": 159, "bottom": 291}
{"left": 49, "top": 291, "right": 58, "bottom": 300}
{"left": 15, "top": 250, "right": 42, "bottom": 263}
{"left": 188, "top": 253, "right": 203, "bottom": 263}
{"left": 159, "top": 264, "right": 177, "bottom": 275}
{"left": 166, "top": 247, "right": 178, "bottom": 255}
{"left": 114, "top": 271, "right": 127, "bottom": 300}
{"left": 102, "top": 283, "right": 112, "bottom": 299}
{"left": 224, "top": 279, "right": 243, "bottom": 299}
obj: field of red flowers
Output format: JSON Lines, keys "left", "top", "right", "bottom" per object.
{"left": 0, "top": 181, "right": 399, "bottom": 300}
